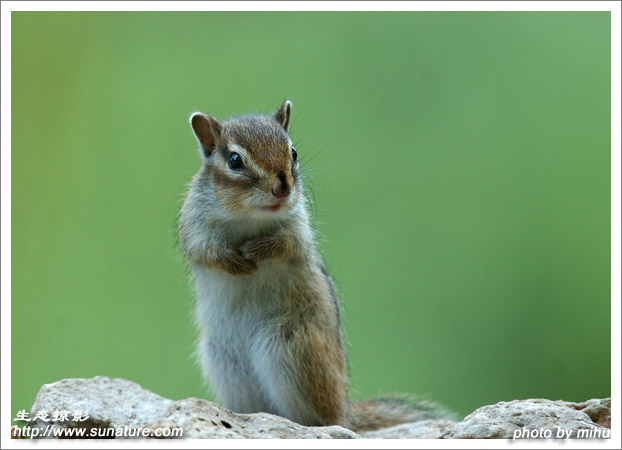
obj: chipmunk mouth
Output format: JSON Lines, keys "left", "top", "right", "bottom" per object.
{"left": 260, "top": 189, "right": 294, "bottom": 213}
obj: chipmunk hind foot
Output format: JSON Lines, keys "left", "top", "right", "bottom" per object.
{"left": 347, "top": 394, "right": 457, "bottom": 432}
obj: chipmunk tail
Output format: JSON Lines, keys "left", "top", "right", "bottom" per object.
{"left": 347, "top": 394, "right": 457, "bottom": 432}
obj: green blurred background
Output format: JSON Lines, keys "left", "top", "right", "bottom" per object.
{"left": 11, "top": 12, "right": 610, "bottom": 422}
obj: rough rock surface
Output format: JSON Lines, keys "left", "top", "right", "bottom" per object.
{"left": 28, "top": 377, "right": 611, "bottom": 439}
{"left": 440, "top": 398, "right": 611, "bottom": 439}
{"left": 29, "top": 377, "right": 357, "bottom": 439}
{"left": 360, "top": 419, "right": 456, "bottom": 439}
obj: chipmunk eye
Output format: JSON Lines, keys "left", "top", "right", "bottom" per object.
{"left": 228, "top": 152, "right": 244, "bottom": 171}
{"left": 291, "top": 146, "right": 298, "bottom": 163}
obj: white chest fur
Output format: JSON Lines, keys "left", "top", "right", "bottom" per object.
{"left": 192, "top": 260, "right": 312, "bottom": 420}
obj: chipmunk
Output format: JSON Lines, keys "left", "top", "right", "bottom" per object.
{"left": 178, "top": 100, "right": 452, "bottom": 431}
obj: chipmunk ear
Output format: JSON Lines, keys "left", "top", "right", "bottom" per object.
{"left": 274, "top": 100, "right": 292, "bottom": 132}
{"left": 190, "top": 112, "right": 222, "bottom": 159}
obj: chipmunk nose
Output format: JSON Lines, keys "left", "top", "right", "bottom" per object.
{"left": 272, "top": 185, "right": 290, "bottom": 198}
{"left": 272, "top": 173, "right": 291, "bottom": 198}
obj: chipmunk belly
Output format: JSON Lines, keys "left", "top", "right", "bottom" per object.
{"left": 192, "top": 261, "right": 315, "bottom": 420}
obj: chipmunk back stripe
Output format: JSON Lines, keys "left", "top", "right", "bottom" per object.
{"left": 319, "top": 263, "right": 342, "bottom": 332}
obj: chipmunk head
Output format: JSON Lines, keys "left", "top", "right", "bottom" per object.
{"left": 190, "top": 100, "right": 300, "bottom": 219}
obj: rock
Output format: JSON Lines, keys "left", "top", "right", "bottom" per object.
{"left": 158, "top": 398, "right": 357, "bottom": 439}
{"left": 440, "top": 398, "right": 611, "bottom": 439}
{"left": 26, "top": 377, "right": 610, "bottom": 439}
{"left": 28, "top": 377, "right": 357, "bottom": 439}
{"left": 360, "top": 419, "right": 456, "bottom": 439}
{"left": 564, "top": 398, "right": 611, "bottom": 429}
{"left": 28, "top": 377, "right": 174, "bottom": 439}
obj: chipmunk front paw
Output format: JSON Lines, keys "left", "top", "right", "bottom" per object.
{"left": 215, "top": 250, "right": 258, "bottom": 276}
{"left": 239, "top": 237, "right": 280, "bottom": 263}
